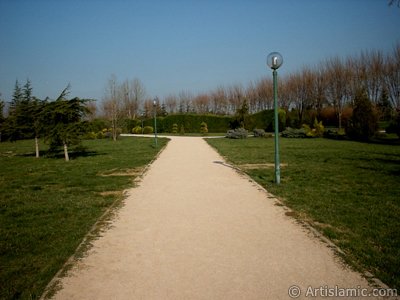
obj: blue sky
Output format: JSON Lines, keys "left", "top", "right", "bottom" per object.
{"left": 1, "top": 0, "right": 399, "bottom": 103}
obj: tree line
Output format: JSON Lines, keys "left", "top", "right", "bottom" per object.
{"left": 100, "top": 45, "right": 399, "bottom": 132}
{"left": 1, "top": 45, "right": 399, "bottom": 147}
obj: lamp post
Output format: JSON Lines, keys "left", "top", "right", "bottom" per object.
{"left": 267, "top": 52, "right": 283, "bottom": 184}
{"left": 153, "top": 98, "right": 158, "bottom": 148}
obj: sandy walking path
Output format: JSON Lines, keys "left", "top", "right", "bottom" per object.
{"left": 50, "top": 137, "right": 379, "bottom": 300}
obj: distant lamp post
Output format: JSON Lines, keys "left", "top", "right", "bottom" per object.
{"left": 153, "top": 98, "right": 158, "bottom": 148}
{"left": 267, "top": 52, "right": 283, "bottom": 184}
{"left": 140, "top": 111, "right": 145, "bottom": 134}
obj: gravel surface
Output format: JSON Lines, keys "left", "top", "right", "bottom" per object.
{"left": 51, "top": 136, "right": 378, "bottom": 300}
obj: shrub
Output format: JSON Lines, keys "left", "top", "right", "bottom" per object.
{"left": 226, "top": 128, "right": 248, "bottom": 139}
{"left": 281, "top": 127, "right": 307, "bottom": 138}
{"left": 180, "top": 124, "right": 185, "bottom": 135}
{"left": 143, "top": 126, "right": 154, "bottom": 134}
{"left": 132, "top": 126, "right": 143, "bottom": 134}
{"left": 96, "top": 131, "right": 105, "bottom": 139}
{"left": 323, "top": 128, "right": 347, "bottom": 140}
{"left": 84, "top": 131, "right": 97, "bottom": 140}
{"left": 200, "top": 122, "right": 208, "bottom": 135}
{"left": 302, "top": 119, "right": 325, "bottom": 138}
{"left": 253, "top": 128, "right": 266, "bottom": 137}
{"left": 172, "top": 123, "right": 178, "bottom": 134}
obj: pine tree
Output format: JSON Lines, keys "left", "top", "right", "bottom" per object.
{"left": 347, "top": 89, "right": 378, "bottom": 141}
{"left": 41, "top": 86, "right": 90, "bottom": 161}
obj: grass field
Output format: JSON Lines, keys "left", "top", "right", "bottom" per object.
{"left": 0, "top": 137, "right": 168, "bottom": 300}
{"left": 206, "top": 137, "right": 400, "bottom": 289}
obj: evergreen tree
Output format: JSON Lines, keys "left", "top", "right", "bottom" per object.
{"left": 5, "top": 79, "right": 34, "bottom": 141}
{"left": 41, "top": 86, "right": 90, "bottom": 161}
{"left": 376, "top": 88, "right": 392, "bottom": 121}
{"left": 347, "top": 89, "right": 378, "bottom": 141}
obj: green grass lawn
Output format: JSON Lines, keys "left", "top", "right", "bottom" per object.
{"left": 0, "top": 137, "right": 168, "bottom": 300}
{"left": 206, "top": 137, "right": 400, "bottom": 289}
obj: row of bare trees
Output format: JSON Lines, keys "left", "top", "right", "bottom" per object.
{"left": 154, "top": 45, "right": 399, "bottom": 128}
{"left": 101, "top": 75, "right": 146, "bottom": 140}
{"left": 100, "top": 45, "right": 399, "bottom": 132}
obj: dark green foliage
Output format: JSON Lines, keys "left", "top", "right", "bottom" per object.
{"left": 386, "top": 108, "right": 400, "bottom": 138}
{"left": 143, "top": 114, "right": 232, "bottom": 133}
{"left": 40, "top": 87, "right": 90, "bottom": 158}
{"left": 376, "top": 89, "right": 393, "bottom": 122}
{"left": 230, "top": 100, "right": 249, "bottom": 129}
{"left": 245, "top": 109, "right": 285, "bottom": 132}
{"left": 3, "top": 79, "right": 38, "bottom": 141}
{"left": 245, "top": 109, "right": 274, "bottom": 131}
{"left": 323, "top": 128, "right": 348, "bottom": 140}
{"left": 88, "top": 118, "right": 109, "bottom": 133}
{"left": 347, "top": 89, "right": 378, "bottom": 141}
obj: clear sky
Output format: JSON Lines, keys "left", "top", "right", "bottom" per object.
{"left": 1, "top": 0, "right": 399, "bottom": 103}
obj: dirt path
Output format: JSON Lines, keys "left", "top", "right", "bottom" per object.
{"left": 50, "top": 137, "right": 379, "bottom": 300}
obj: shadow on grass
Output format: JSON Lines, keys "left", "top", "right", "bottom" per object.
{"left": 18, "top": 147, "right": 105, "bottom": 160}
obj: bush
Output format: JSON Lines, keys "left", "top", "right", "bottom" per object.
{"left": 84, "top": 131, "right": 97, "bottom": 140}
{"left": 226, "top": 128, "right": 248, "bottom": 139}
{"left": 302, "top": 119, "right": 325, "bottom": 138}
{"left": 253, "top": 128, "right": 266, "bottom": 137}
{"left": 323, "top": 129, "right": 347, "bottom": 140}
{"left": 132, "top": 126, "right": 143, "bottom": 134}
{"left": 96, "top": 131, "right": 105, "bottom": 139}
{"left": 143, "top": 126, "right": 154, "bottom": 134}
{"left": 281, "top": 127, "right": 307, "bottom": 138}
{"left": 172, "top": 123, "right": 178, "bottom": 134}
{"left": 200, "top": 122, "right": 208, "bottom": 135}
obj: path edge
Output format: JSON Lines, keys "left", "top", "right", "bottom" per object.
{"left": 39, "top": 140, "right": 170, "bottom": 300}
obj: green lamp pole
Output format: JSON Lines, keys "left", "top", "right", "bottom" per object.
{"left": 153, "top": 98, "right": 158, "bottom": 148}
{"left": 267, "top": 52, "right": 283, "bottom": 184}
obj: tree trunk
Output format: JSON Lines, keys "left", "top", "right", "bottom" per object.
{"left": 63, "top": 142, "right": 70, "bottom": 162}
{"left": 35, "top": 136, "right": 39, "bottom": 158}
{"left": 338, "top": 111, "right": 343, "bottom": 131}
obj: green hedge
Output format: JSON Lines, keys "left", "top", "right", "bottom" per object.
{"left": 245, "top": 109, "right": 285, "bottom": 132}
{"left": 143, "top": 114, "right": 233, "bottom": 133}
{"left": 97, "top": 110, "right": 279, "bottom": 134}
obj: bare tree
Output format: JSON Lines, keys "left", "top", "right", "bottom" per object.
{"left": 192, "top": 93, "right": 210, "bottom": 114}
{"left": 210, "top": 86, "right": 228, "bottom": 115}
{"left": 255, "top": 78, "right": 273, "bottom": 111}
{"left": 324, "top": 56, "right": 352, "bottom": 130}
{"left": 164, "top": 94, "right": 178, "bottom": 114}
{"left": 349, "top": 50, "right": 384, "bottom": 104}
{"left": 311, "top": 63, "right": 328, "bottom": 115}
{"left": 102, "top": 74, "right": 121, "bottom": 141}
{"left": 120, "top": 78, "right": 145, "bottom": 119}
{"left": 178, "top": 90, "right": 193, "bottom": 113}
{"left": 385, "top": 44, "right": 400, "bottom": 109}
{"left": 227, "top": 84, "right": 244, "bottom": 114}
